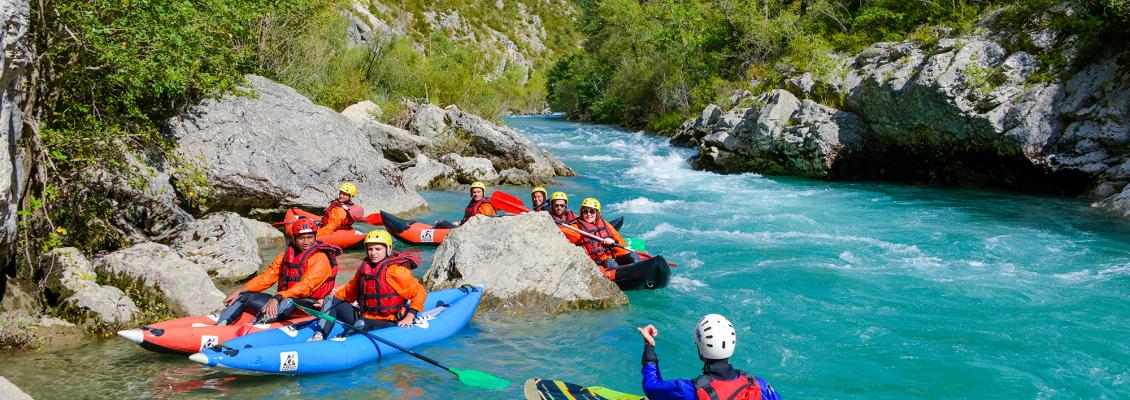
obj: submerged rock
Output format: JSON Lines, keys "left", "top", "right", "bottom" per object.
{"left": 241, "top": 216, "right": 284, "bottom": 249}
{"left": 166, "top": 75, "right": 426, "bottom": 215}
{"left": 41, "top": 248, "right": 138, "bottom": 330}
{"left": 0, "top": 376, "right": 33, "bottom": 400}
{"left": 94, "top": 242, "right": 224, "bottom": 316}
{"left": 422, "top": 212, "right": 628, "bottom": 314}
{"left": 172, "top": 212, "right": 262, "bottom": 283}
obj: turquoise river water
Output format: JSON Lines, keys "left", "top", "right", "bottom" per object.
{"left": 1, "top": 116, "right": 1128, "bottom": 399}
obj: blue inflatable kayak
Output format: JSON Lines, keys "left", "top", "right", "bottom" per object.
{"left": 188, "top": 286, "right": 483, "bottom": 375}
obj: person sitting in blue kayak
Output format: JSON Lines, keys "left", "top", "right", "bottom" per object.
{"left": 309, "top": 229, "right": 426, "bottom": 341}
{"left": 637, "top": 314, "right": 781, "bottom": 400}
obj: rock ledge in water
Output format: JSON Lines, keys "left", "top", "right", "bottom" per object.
{"left": 422, "top": 212, "right": 627, "bottom": 314}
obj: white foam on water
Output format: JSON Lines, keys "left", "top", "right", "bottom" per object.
{"left": 607, "top": 197, "right": 686, "bottom": 214}
{"left": 577, "top": 155, "right": 619, "bottom": 162}
{"left": 670, "top": 275, "right": 708, "bottom": 291}
{"left": 968, "top": 261, "right": 987, "bottom": 267}
{"left": 640, "top": 223, "right": 922, "bottom": 255}
{"left": 1052, "top": 263, "right": 1130, "bottom": 283}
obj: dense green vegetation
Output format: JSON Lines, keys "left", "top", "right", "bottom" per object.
{"left": 547, "top": 0, "right": 1130, "bottom": 131}
{"left": 261, "top": 0, "right": 581, "bottom": 119}
{"left": 21, "top": 0, "right": 328, "bottom": 279}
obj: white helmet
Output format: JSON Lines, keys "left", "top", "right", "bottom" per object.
{"left": 693, "top": 314, "right": 736, "bottom": 360}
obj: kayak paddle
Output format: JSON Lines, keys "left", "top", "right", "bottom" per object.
{"left": 295, "top": 304, "right": 510, "bottom": 390}
{"left": 363, "top": 212, "right": 384, "bottom": 226}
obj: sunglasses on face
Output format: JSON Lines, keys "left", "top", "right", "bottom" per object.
{"left": 581, "top": 209, "right": 597, "bottom": 215}
{"left": 553, "top": 204, "right": 567, "bottom": 208}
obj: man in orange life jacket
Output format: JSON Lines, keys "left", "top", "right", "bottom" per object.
{"left": 451, "top": 181, "right": 497, "bottom": 227}
{"left": 310, "top": 229, "right": 426, "bottom": 341}
{"left": 548, "top": 191, "right": 577, "bottom": 224}
{"left": 530, "top": 186, "right": 549, "bottom": 212}
{"left": 318, "top": 182, "right": 363, "bottom": 237}
{"left": 215, "top": 219, "right": 340, "bottom": 325}
{"left": 562, "top": 197, "right": 639, "bottom": 270}
{"left": 637, "top": 314, "right": 781, "bottom": 400}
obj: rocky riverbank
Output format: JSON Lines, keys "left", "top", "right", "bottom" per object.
{"left": 673, "top": 10, "right": 1130, "bottom": 217}
{"left": 0, "top": 70, "right": 577, "bottom": 349}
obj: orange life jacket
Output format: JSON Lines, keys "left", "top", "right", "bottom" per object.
{"left": 277, "top": 241, "right": 341, "bottom": 299}
{"left": 694, "top": 371, "right": 763, "bottom": 400}
{"left": 321, "top": 199, "right": 357, "bottom": 229}
{"left": 552, "top": 210, "right": 577, "bottom": 224}
{"left": 573, "top": 216, "right": 615, "bottom": 262}
{"left": 357, "top": 252, "right": 420, "bottom": 318}
{"left": 462, "top": 197, "right": 492, "bottom": 223}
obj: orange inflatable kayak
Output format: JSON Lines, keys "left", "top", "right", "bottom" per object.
{"left": 117, "top": 312, "right": 314, "bottom": 354}
{"left": 283, "top": 208, "right": 366, "bottom": 249}
{"left": 380, "top": 211, "right": 452, "bottom": 245}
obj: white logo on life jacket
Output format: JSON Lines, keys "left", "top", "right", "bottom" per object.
{"left": 420, "top": 229, "right": 435, "bottom": 243}
{"left": 200, "top": 335, "right": 219, "bottom": 351}
{"left": 280, "top": 351, "right": 298, "bottom": 372}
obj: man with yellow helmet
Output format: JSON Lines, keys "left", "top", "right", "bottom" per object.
{"left": 530, "top": 187, "right": 549, "bottom": 212}
{"left": 452, "top": 181, "right": 497, "bottom": 227}
{"left": 318, "top": 182, "right": 363, "bottom": 238}
{"left": 563, "top": 198, "right": 640, "bottom": 270}
{"left": 548, "top": 191, "right": 576, "bottom": 224}
{"left": 310, "top": 229, "right": 425, "bottom": 341}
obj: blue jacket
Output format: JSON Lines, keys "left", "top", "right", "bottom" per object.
{"left": 641, "top": 345, "right": 781, "bottom": 400}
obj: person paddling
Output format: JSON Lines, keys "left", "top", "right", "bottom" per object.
{"left": 563, "top": 198, "right": 639, "bottom": 270}
{"left": 215, "top": 219, "right": 340, "bottom": 325}
{"left": 310, "top": 230, "right": 425, "bottom": 341}
{"left": 548, "top": 191, "right": 577, "bottom": 224}
{"left": 452, "top": 181, "right": 496, "bottom": 227}
{"left": 530, "top": 187, "right": 549, "bottom": 212}
{"left": 318, "top": 182, "right": 363, "bottom": 237}
{"left": 637, "top": 315, "right": 781, "bottom": 400}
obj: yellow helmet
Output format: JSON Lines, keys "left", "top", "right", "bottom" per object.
{"left": 470, "top": 181, "right": 487, "bottom": 191}
{"left": 339, "top": 182, "right": 358, "bottom": 197}
{"left": 580, "top": 198, "right": 601, "bottom": 212}
{"left": 531, "top": 186, "right": 548, "bottom": 196}
{"left": 363, "top": 229, "right": 393, "bottom": 248}
{"left": 550, "top": 191, "right": 568, "bottom": 202}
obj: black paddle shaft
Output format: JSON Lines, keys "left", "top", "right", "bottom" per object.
{"left": 295, "top": 305, "right": 454, "bottom": 373}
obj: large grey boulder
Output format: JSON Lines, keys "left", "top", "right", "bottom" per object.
{"left": 165, "top": 75, "right": 426, "bottom": 215}
{"left": 422, "top": 212, "right": 628, "bottom": 314}
{"left": 1, "top": 0, "right": 30, "bottom": 272}
{"left": 0, "top": 283, "right": 84, "bottom": 350}
{"left": 41, "top": 248, "right": 138, "bottom": 330}
{"left": 401, "top": 154, "right": 457, "bottom": 190}
{"left": 94, "top": 242, "right": 224, "bottom": 316}
{"left": 0, "top": 377, "right": 33, "bottom": 400}
{"left": 91, "top": 153, "right": 195, "bottom": 243}
{"left": 440, "top": 153, "right": 500, "bottom": 183}
{"left": 692, "top": 90, "right": 866, "bottom": 177}
{"left": 360, "top": 119, "right": 434, "bottom": 163}
{"left": 443, "top": 106, "right": 573, "bottom": 177}
{"left": 241, "top": 216, "right": 284, "bottom": 249}
{"left": 172, "top": 212, "right": 261, "bottom": 283}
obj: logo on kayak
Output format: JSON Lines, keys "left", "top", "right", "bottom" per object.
{"left": 280, "top": 351, "right": 298, "bottom": 372}
{"left": 420, "top": 229, "right": 435, "bottom": 243}
{"left": 413, "top": 306, "right": 445, "bottom": 329}
{"left": 200, "top": 335, "right": 219, "bottom": 351}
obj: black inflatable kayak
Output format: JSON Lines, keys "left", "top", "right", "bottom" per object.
{"left": 611, "top": 255, "right": 670, "bottom": 290}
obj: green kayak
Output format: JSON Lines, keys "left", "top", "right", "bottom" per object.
{"left": 523, "top": 378, "right": 645, "bottom": 400}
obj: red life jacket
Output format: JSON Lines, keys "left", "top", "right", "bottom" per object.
{"left": 321, "top": 199, "right": 357, "bottom": 229}
{"left": 694, "top": 371, "right": 763, "bottom": 400}
{"left": 357, "top": 252, "right": 420, "bottom": 318}
{"left": 462, "top": 197, "right": 493, "bottom": 223}
{"left": 277, "top": 241, "right": 341, "bottom": 300}
{"left": 551, "top": 210, "right": 577, "bottom": 224}
{"left": 572, "top": 215, "right": 615, "bottom": 262}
